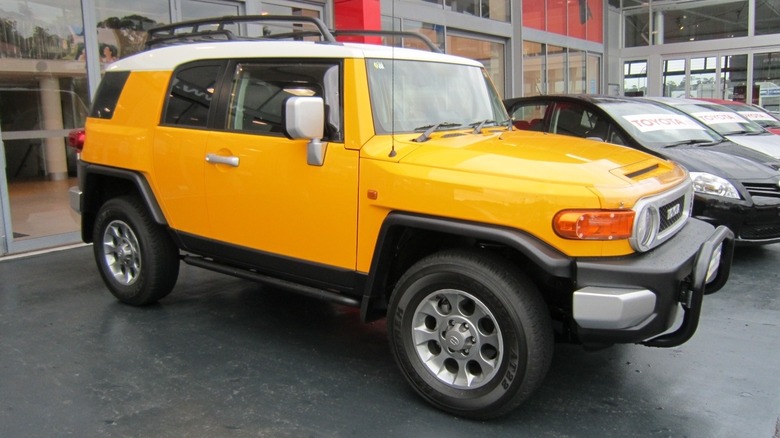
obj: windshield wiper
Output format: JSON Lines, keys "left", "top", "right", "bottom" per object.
{"left": 413, "top": 122, "right": 462, "bottom": 142}
{"left": 469, "top": 119, "right": 496, "bottom": 134}
{"left": 664, "top": 139, "right": 722, "bottom": 148}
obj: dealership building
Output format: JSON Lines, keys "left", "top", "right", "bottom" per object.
{"left": 1, "top": 0, "right": 779, "bottom": 255}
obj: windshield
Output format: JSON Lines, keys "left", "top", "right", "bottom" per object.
{"left": 598, "top": 101, "right": 721, "bottom": 148}
{"left": 675, "top": 103, "right": 766, "bottom": 135}
{"left": 725, "top": 103, "right": 780, "bottom": 129}
{"left": 366, "top": 58, "right": 509, "bottom": 134}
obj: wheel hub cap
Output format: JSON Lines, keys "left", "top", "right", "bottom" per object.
{"left": 102, "top": 220, "right": 141, "bottom": 286}
{"left": 411, "top": 289, "right": 503, "bottom": 389}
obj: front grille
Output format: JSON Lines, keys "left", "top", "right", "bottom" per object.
{"left": 742, "top": 182, "right": 780, "bottom": 199}
{"left": 740, "top": 223, "right": 780, "bottom": 240}
{"left": 659, "top": 195, "right": 685, "bottom": 233}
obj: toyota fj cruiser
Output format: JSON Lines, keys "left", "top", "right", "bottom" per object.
{"left": 69, "top": 15, "right": 734, "bottom": 419}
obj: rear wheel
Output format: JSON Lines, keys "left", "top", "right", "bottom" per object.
{"left": 387, "top": 249, "right": 553, "bottom": 419}
{"left": 93, "top": 196, "right": 179, "bottom": 305}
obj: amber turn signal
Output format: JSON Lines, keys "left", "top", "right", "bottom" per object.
{"left": 553, "top": 210, "right": 635, "bottom": 240}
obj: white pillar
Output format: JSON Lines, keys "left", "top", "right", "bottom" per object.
{"left": 39, "top": 76, "right": 68, "bottom": 181}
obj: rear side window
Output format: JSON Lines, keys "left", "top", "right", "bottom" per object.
{"left": 90, "top": 71, "right": 130, "bottom": 119}
{"left": 163, "top": 62, "right": 224, "bottom": 128}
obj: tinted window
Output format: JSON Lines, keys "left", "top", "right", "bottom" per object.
{"left": 163, "top": 63, "right": 224, "bottom": 128}
{"left": 90, "top": 71, "right": 130, "bottom": 119}
{"left": 227, "top": 62, "right": 342, "bottom": 141}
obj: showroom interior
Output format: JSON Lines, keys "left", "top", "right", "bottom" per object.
{"left": 0, "top": 0, "right": 779, "bottom": 256}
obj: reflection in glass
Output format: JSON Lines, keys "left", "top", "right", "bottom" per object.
{"left": 624, "top": 60, "right": 647, "bottom": 96}
{"left": 0, "top": 0, "right": 83, "bottom": 60}
{"left": 523, "top": 41, "right": 544, "bottom": 96}
{"left": 657, "top": 1, "right": 747, "bottom": 44}
{"left": 568, "top": 50, "right": 585, "bottom": 94}
{"left": 756, "top": 0, "right": 780, "bottom": 36}
{"left": 366, "top": 59, "right": 507, "bottom": 134}
{"left": 403, "top": 20, "right": 444, "bottom": 52}
{"left": 753, "top": 52, "right": 780, "bottom": 113}
{"left": 547, "top": 45, "right": 565, "bottom": 94}
{"left": 94, "top": 0, "right": 170, "bottom": 60}
{"left": 689, "top": 57, "right": 716, "bottom": 98}
{"left": 447, "top": 34, "right": 504, "bottom": 98}
{"left": 720, "top": 55, "right": 747, "bottom": 101}
{"left": 663, "top": 58, "right": 686, "bottom": 97}
{"left": 182, "top": 0, "right": 240, "bottom": 20}
{"left": 623, "top": 3, "right": 650, "bottom": 47}
{"left": 587, "top": 54, "right": 600, "bottom": 94}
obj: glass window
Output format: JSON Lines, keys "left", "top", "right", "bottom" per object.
{"left": 402, "top": 20, "right": 444, "bottom": 52}
{"left": 447, "top": 0, "right": 508, "bottom": 22}
{"left": 94, "top": 0, "right": 171, "bottom": 61}
{"left": 0, "top": 0, "right": 83, "bottom": 60}
{"left": 656, "top": 1, "right": 748, "bottom": 44}
{"left": 163, "top": 62, "right": 224, "bottom": 128}
{"left": 547, "top": 0, "right": 566, "bottom": 35}
{"left": 756, "top": 0, "right": 780, "bottom": 36}
{"left": 568, "top": 0, "right": 587, "bottom": 40}
{"left": 568, "top": 50, "right": 585, "bottom": 94}
{"left": 447, "top": 34, "right": 505, "bottom": 98}
{"left": 227, "top": 62, "right": 342, "bottom": 140}
{"left": 753, "top": 52, "right": 780, "bottom": 113}
{"left": 181, "top": 0, "right": 240, "bottom": 20}
{"left": 624, "top": 60, "right": 647, "bottom": 96}
{"left": 586, "top": 0, "right": 603, "bottom": 43}
{"left": 523, "top": 41, "right": 544, "bottom": 96}
{"left": 623, "top": 3, "right": 650, "bottom": 47}
{"left": 482, "top": 0, "right": 509, "bottom": 22}
{"left": 547, "top": 45, "right": 565, "bottom": 94}
{"left": 522, "top": 0, "right": 545, "bottom": 30}
{"left": 90, "top": 71, "right": 130, "bottom": 119}
{"left": 689, "top": 56, "right": 716, "bottom": 98}
{"left": 720, "top": 54, "right": 748, "bottom": 101}
{"left": 663, "top": 58, "right": 686, "bottom": 97}
{"left": 587, "top": 54, "right": 601, "bottom": 94}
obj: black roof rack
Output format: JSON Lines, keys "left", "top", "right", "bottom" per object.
{"left": 332, "top": 30, "right": 442, "bottom": 53}
{"left": 145, "top": 15, "right": 443, "bottom": 53}
{"left": 146, "top": 15, "right": 337, "bottom": 49}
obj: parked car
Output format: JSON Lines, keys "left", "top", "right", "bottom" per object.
{"left": 504, "top": 94, "right": 780, "bottom": 245}
{"left": 640, "top": 97, "right": 780, "bottom": 158}
{"left": 697, "top": 98, "right": 780, "bottom": 135}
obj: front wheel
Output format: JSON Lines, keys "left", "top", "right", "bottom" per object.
{"left": 387, "top": 249, "right": 553, "bottom": 419}
{"left": 92, "top": 195, "right": 180, "bottom": 305}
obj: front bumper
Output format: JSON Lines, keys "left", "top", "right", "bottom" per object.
{"left": 693, "top": 194, "right": 780, "bottom": 245}
{"left": 572, "top": 219, "right": 734, "bottom": 348}
{"left": 69, "top": 186, "right": 82, "bottom": 214}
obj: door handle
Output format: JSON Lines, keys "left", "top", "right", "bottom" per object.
{"left": 205, "top": 153, "right": 239, "bottom": 167}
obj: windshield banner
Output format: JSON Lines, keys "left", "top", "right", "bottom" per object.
{"left": 737, "top": 111, "right": 776, "bottom": 122}
{"left": 622, "top": 114, "right": 705, "bottom": 132}
{"left": 691, "top": 111, "right": 747, "bottom": 125}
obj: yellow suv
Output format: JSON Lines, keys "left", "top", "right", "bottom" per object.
{"left": 70, "top": 15, "right": 734, "bottom": 419}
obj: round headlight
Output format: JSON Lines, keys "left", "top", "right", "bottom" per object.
{"left": 632, "top": 205, "right": 659, "bottom": 252}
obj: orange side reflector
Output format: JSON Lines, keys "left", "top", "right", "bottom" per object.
{"left": 554, "top": 210, "right": 635, "bottom": 240}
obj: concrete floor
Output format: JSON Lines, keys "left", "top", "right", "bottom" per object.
{"left": 1, "top": 244, "right": 779, "bottom": 438}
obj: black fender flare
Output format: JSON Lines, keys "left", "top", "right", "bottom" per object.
{"left": 78, "top": 162, "right": 167, "bottom": 242}
{"left": 359, "top": 212, "right": 574, "bottom": 321}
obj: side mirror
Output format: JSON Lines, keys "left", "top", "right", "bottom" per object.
{"left": 284, "top": 96, "right": 327, "bottom": 166}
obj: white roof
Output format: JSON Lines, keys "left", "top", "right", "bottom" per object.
{"left": 107, "top": 40, "right": 483, "bottom": 72}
